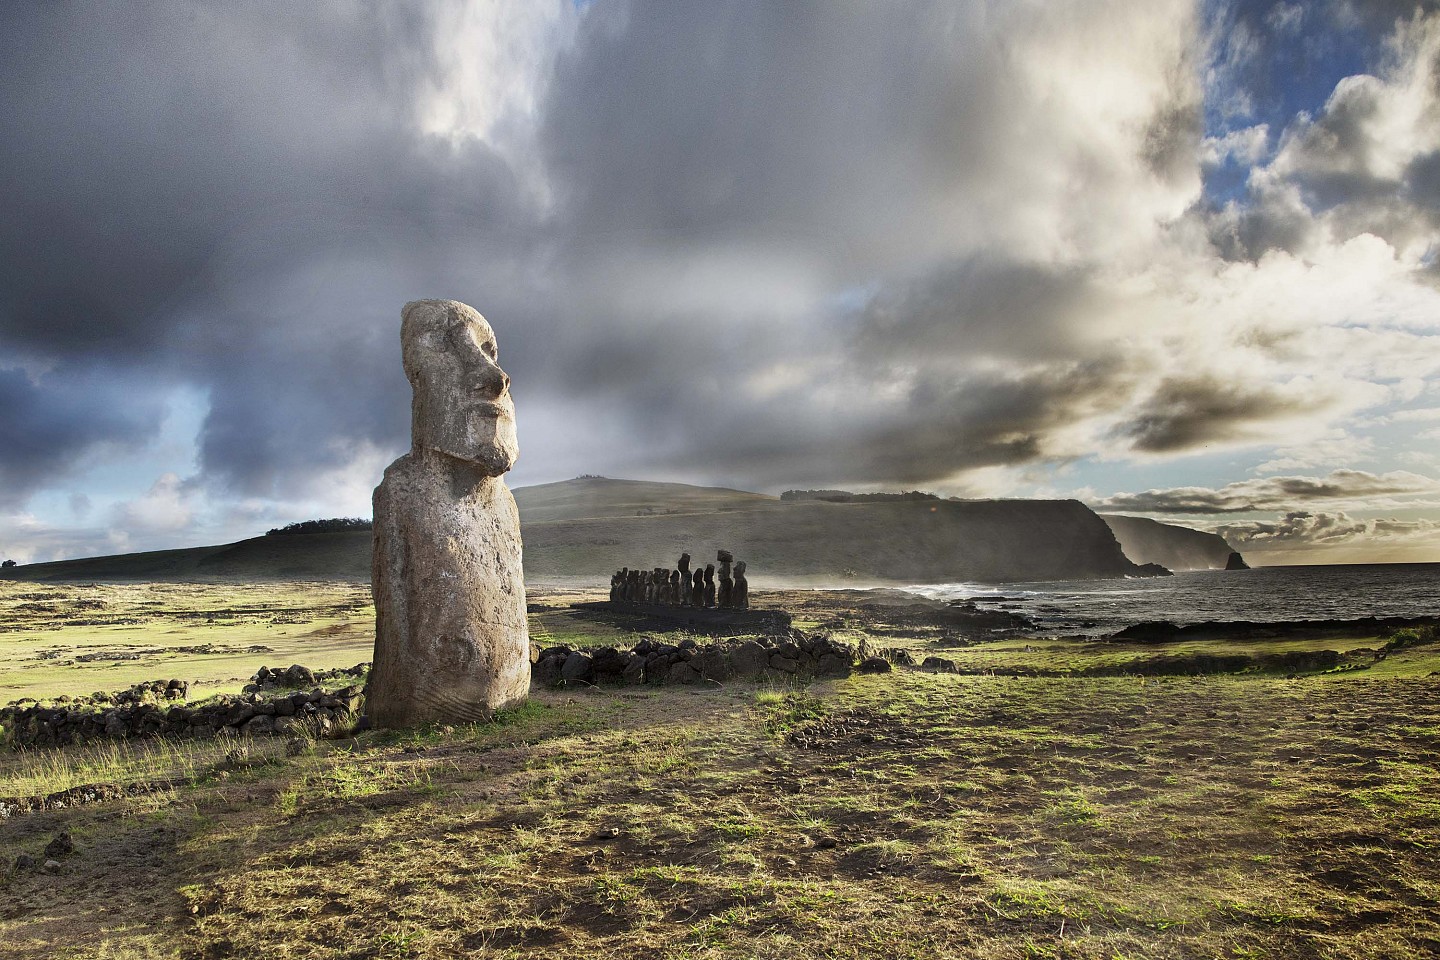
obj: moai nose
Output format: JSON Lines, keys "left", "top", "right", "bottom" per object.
{"left": 476, "top": 359, "right": 509, "bottom": 398}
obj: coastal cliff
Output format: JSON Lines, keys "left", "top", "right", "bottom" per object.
{"left": 1100, "top": 513, "right": 1242, "bottom": 572}
{"left": 8, "top": 478, "right": 1167, "bottom": 584}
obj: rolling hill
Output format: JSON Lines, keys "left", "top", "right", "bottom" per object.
{"left": 3, "top": 477, "right": 1239, "bottom": 584}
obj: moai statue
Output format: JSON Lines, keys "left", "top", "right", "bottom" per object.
{"left": 629, "top": 568, "right": 641, "bottom": 602}
{"left": 677, "top": 553, "right": 692, "bottom": 605}
{"left": 703, "top": 563, "right": 716, "bottom": 608}
{"left": 642, "top": 569, "right": 654, "bottom": 603}
{"left": 370, "top": 300, "right": 529, "bottom": 728}
{"left": 654, "top": 567, "right": 668, "bottom": 604}
{"left": 691, "top": 568, "right": 705, "bottom": 607}
{"left": 733, "top": 560, "right": 749, "bottom": 609}
{"left": 670, "top": 569, "right": 682, "bottom": 605}
{"left": 717, "top": 549, "right": 734, "bottom": 608}
{"left": 610, "top": 569, "right": 623, "bottom": 602}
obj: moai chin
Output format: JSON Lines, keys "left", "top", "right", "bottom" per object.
{"left": 369, "top": 300, "right": 530, "bottom": 728}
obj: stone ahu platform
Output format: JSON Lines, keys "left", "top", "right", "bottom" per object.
{"left": 572, "top": 601, "right": 792, "bottom": 637}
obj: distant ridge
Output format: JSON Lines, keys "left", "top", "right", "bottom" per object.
{"left": 4, "top": 477, "right": 1226, "bottom": 584}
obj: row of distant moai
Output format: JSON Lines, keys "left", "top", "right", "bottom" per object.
{"left": 611, "top": 550, "right": 749, "bottom": 609}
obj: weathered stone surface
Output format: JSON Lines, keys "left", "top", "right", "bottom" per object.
{"left": 561, "top": 651, "right": 594, "bottom": 683}
{"left": 693, "top": 648, "right": 730, "bottom": 679}
{"left": 666, "top": 661, "right": 700, "bottom": 684}
{"left": 769, "top": 655, "right": 800, "bottom": 673}
{"left": 370, "top": 300, "right": 530, "bottom": 728}
{"left": 732, "top": 641, "right": 770, "bottom": 675}
{"left": 244, "top": 715, "right": 276, "bottom": 736}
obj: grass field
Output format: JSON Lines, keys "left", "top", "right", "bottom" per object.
{"left": 3, "top": 583, "right": 1439, "bottom": 959}
{"left": 0, "top": 581, "right": 374, "bottom": 703}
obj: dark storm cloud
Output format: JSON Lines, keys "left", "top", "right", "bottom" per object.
{"left": 0, "top": 366, "right": 165, "bottom": 506}
{"left": 525, "top": 1, "right": 1213, "bottom": 488}
{"left": 3, "top": 0, "right": 1435, "bottom": 541}
{"left": 0, "top": 2, "right": 552, "bottom": 497}
{"left": 540, "top": 2, "right": 1002, "bottom": 278}
{"left": 1093, "top": 469, "right": 1440, "bottom": 512}
{"left": 854, "top": 258, "right": 1102, "bottom": 362}
{"left": 1116, "top": 376, "right": 1318, "bottom": 452}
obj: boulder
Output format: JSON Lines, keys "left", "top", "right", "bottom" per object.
{"left": 560, "top": 651, "right": 594, "bottom": 684}
{"left": 732, "top": 641, "right": 770, "bottom": 676}
{"left": 44, "top": 832, "right": 73, "bottom": 858}
{"left": 666, "top": 662, "right": 700, "bottom": 684}
{"left": 244, "top": 715, "right": 277, "bottom": 736}
{"left": 768, "top": 655, "right": 800, "bottom": 674}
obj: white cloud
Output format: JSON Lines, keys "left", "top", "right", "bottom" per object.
{"left": 1215, "top": 509, "right": 1440, "bottom": 550}
{"left": 1093, "top": 468, "right": 1440, "bottom": 513}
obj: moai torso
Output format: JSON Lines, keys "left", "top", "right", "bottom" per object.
{"left": 370, "top": 457, "right": 529, "bottom": 725}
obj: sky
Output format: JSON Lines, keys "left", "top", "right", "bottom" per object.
{"left": 2, "top": 0, "right": 1439, "bottom": 566}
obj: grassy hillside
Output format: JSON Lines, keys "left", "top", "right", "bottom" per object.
{"left": 524, "top": 496, "right": 1143, "bottom": 582}
{"left": 513, "top": 476, "right": 774, "bottom": 522}
{"left": 5, "top": 534, "right": 374, "bottom": 583}
{"left": 4, "top": 478, "right": 1155, "bottom": 584}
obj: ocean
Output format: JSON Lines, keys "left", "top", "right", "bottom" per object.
{"left": 902, "top": 562, "right": 1440, "bottom": 636}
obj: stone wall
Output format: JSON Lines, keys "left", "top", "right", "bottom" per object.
{"left": 2, "top": 668, "right": 367, "bottom": 749}
{"left": 3, "top": 633, "right": 875, "bottom": 748}
{"left": 533, "top": 631, "right": 858, "bottom": 687}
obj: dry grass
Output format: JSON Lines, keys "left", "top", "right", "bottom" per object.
{"left": 4, "top": 585, "right": 1438, "bottom": 958}
{"left": 2, "top": 669, "right": 1438, "bottom": 959}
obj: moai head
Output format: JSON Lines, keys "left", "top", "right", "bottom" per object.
{"left": 401, "top": 300, "right": 517, "bottom": 474}
{"left": 704, "top": 564, "right": 715, "bottom": 583}
{"left": 735, "top": 561, "right": 746, "bottom": 578}
{"left": 679, "top": 552, "right": 691, "bottom": 572}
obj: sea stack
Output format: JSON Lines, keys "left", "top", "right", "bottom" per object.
{"left": 1225, "top": 551, "right": 1250, "bottom": 571}
{"left": 368, "top": 300, "right": 530, "bottom": 728}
